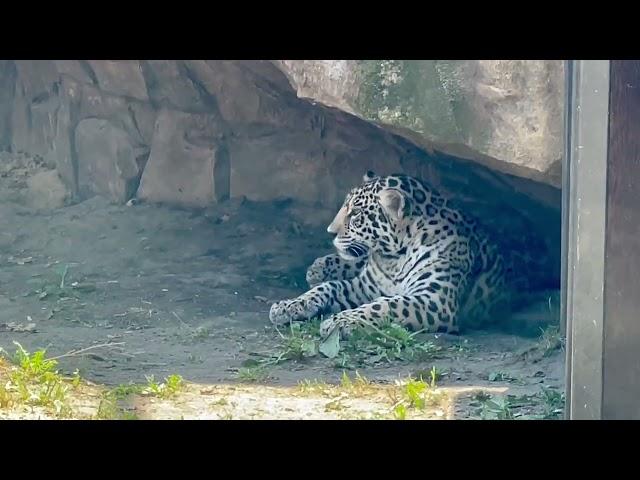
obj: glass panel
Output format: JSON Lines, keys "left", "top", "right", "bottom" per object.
{"left": 0, "top": 60, "right": 565, "bottom": 420}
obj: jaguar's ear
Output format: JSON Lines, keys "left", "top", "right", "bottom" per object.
{"left": 379, "top": 188, "right": 409, "bottom": 220}
{"left": 363, "top": 170, "right": 378, "bottom": 182}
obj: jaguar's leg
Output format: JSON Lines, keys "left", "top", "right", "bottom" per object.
{"left": 305, "top": 254, "right": 367, "bottom": 287}
{"left": 319, "top": 288, "right": 462, "bottom": 339}
{"left": 269, "top": 276, "right": 376, "bottom": 326}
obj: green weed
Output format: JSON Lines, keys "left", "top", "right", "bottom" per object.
{"left": 255, "top": 317, "right": 442, "bottom": 374}
{"left": 143, "top": 374, "right": 184, "bottom": 398}
{"left": 390, "top": 373, "right": 446, "bottom": 420}
{"left": 0, "top": 342, "right": 78, "bottom": 417}
{"left": 538, "top": 326, "right": 565, "bottom": 356}
{"left": 237, "top": 365, "right": 269, "bottom": 382}
{"left": 480, "top": 396, "right": 515, "bottom": 420}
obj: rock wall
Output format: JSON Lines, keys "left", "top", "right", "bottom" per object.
{"left": 0, "top": 60, "right": 562, "bottom": 285}
{"left": 0, "top": 60, "right": 413, "bottom": 209}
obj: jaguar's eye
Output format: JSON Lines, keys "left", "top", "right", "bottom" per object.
{"left": 350, "top": 210, "right": 363, "bottom": 227}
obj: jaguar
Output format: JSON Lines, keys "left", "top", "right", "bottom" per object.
{"left": 269, "top": 171, "right": 535, "bottom": 339}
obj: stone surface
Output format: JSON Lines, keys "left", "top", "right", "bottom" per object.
{"left": 229, "top": 108, "right": 406, "bottom": 209}
{"left": 140, "top": 60, "right": 214, "bottom": 113}
{"left": 275, "top": 60, "right": 360, "bottom": 115}
{"left": 137, "top": 109, "right": 230, "bottom": 207}
{"left": 25, "top": 169, "right": 69, "bottom": 210}
{"left": 0, "top": 60, "right": 16, "bottom": 150}
{"left": 276, "top": 60, "right": 564, "bottom": 187}
{"left": 52, "top": 60, "right": 96, "bottom": 85}
{"left": 0, "top": 59, "right": 564, "bottom": 204}
{"left": 75, "top": 118, "right": 146, "bottom": 203}
{"left": 9, "top": 60, "right": 61, "bottom": 161}
{"left": 87, "top": 60, "right": 148, "bottom": 101}
{"left": 184, "top": 60, "right": 312, "bottom": 131}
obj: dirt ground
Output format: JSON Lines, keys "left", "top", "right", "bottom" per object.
{"left": 0, "top": 154, "right": 565, "bottom": 420}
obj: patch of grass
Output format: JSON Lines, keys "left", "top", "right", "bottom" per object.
{"left": 393, "top": 403, "right": 408, "bottom": 420}
{"left": 30, "top": 264, "right": 96, "bottom": 303}
{"left": 276, "top": 320, "right": 321, "bottom": 361}
{"left": 538, "top": 326, "right": 565, "bottom": 356}
{"left": 403, "top": 378, "right": 429, "bottom": 409}
{"left": 447, "top": 339, "right": 474, "bottom": 354}
{"left": 471, "top": 390, "right": 492, "bottom": 403}
{"left": 256, "top": 317, "right": 442, "bottom": 373}
{"left": 177, "top": 324, "right": 212, "bottom": 344}
{"left": 297, "top": 379, "right": 331, "bottom": 395}
{"left": 187, "top": 353, "right": 204, "bottom": 364}
{"left": 487, "top": 371, "right": 525, "bottom": 385}
{"left": 324, "top": 398, "right": 345, "bottom": 412}
{"left": 471, "top": 386, "right": 566, "bottom": 420}
{"left": 96, "top": 398, "right": 138, "bottom": 420}
{"left": 143, "top": 374, "right": 184, "bottom": 398}
{"left": 26, "top": 265, "right": 97, "bottom": 322}
{"left": 480, "top": 396, "right": 515, "bottom": 420}
{"left": 539, "top": 387, "right": 565, "bottom": 419}
{"left": 294, "top": 371, "right": 450, "bottom": 420}
{"left": 97, "top": 382, "right": 144, "bottom": 420}
{"left": 295, "top": 373, "right": 375, "bottom": 406}
{"left": 506, "top": 388, "right": 565, "bottom": 420}
{"left": 342, "top": 320, "right": 441, "bottom": 366}
{"left": 487, "top": 371, "right": 510, "bottom": 382}
{"left": 106, "top": 382, "right": 145, "bottom": 400}
{"left": 413, "top": 366, "right": 445, "bottom": 384}
{"left": 241, "top": 320, "right": 322, "bottom": 376}
{"left": 0, "top": 342, "right": 80, "bottom": 417}
{"left": 103, "top": 375, "right": 184, "bottom": 403}
{"left": 517, "top": 325, "right": 566, "bottom": 362}
{"left": 96, "top": 375, "right": 185, "bottom": 419}
{"left": 340, "top": 370, "right": 373, "bottom": 393}
{"left": 191, "top": 326, "right": 211, "bottom": 339}
{"left": 237, "top": 365, "right": 269, "bottom": 383}
{"left": 389, "top": 372, "right": 446, "bottom": 420}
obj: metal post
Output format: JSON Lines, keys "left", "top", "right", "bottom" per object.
{"left": 564, "top": 60, "right": 610, "bottom": 420}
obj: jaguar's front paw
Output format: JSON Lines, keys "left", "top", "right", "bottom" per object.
{"left": 269, "top": 298, "right": 312, "bottom": 326}
{"left": 319, "top": 313, "right": 358, "bottom": 339}
{"left": 305, "top": 256, "right": 330, "bottom": 288}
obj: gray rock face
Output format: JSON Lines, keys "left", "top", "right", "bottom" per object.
{"left": 0, "top": 60, "right": 16, "bottom": 150}
{"left": 140, "top": 60, "right": 214, "bottom": 113}
{"left": 75, "top": 118, "right": 147, "bottom": 203}
{"left": 0, "top": 59, "right": 563, "bottom": 204}
{"left": 9, "top": 61, "right": 61, "bottom": 163}
{"left": 276, "top": 60, "right": 564, "bottom": 187}
{"left": 87, "top": 60, "right": 149, "bottom": 101}
{"left": 137, "top": 109, "right": 230, "bottom": 207}
{"left": 26, "top": 169, "right": 69, "bottom": 210}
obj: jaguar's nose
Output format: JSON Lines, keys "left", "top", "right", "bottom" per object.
{"left": 327, "top": 207, "right": 346, "bottom": 234}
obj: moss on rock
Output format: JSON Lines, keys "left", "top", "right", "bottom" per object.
{"left": 355, "top": 60, "right": 462, "bottom": 144}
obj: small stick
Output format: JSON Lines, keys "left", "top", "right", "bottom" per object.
{"left": 273, "top": 323, "right": 286, "bottom": 339}
{"left": 48, "top": 342, "right": 126, "bottom": 362}
{"left": 172, "top": 311, "right": 190, "bottom": 328}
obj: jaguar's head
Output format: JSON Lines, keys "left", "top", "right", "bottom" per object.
{"left": 327, "top": 171, "right": 411, "bottom": 260}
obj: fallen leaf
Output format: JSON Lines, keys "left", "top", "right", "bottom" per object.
{"left": 319, "top": 328, "right": 341, "bottom": 359}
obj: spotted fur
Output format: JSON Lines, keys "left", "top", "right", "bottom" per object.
{"left": 270, "top": 171, "right": 522, "bottom": 339}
